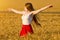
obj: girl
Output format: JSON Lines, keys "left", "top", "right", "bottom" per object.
{"left": 8, "top": 3, "right": 52, "bottom": 37}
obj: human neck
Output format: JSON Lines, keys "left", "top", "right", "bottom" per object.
{"left": 25, "top": 10, "right": 31, "bottom": 13}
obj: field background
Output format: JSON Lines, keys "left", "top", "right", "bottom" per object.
{"left": 0, "top": 0, "right": 60, "bottom": 40}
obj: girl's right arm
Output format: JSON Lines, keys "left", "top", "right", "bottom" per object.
{"left": 8, "top": 8, "right": 24, "bottom": 14}
{"left": 32, "top": 4, "right": 52, "bottom": 15}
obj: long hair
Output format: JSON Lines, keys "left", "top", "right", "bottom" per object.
{"left": 25, "top": 3, "right": 41, "bottom": 26}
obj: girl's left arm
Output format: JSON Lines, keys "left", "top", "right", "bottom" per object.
{"left": 32, "top": 4, "right": 52, "bottom": 15}
{"left": 8, "top": 8, "right": 24, "bottom": 14}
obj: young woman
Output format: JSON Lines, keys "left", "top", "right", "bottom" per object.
{"left": 8, "top": 3, "right": 52, "bottom": 37}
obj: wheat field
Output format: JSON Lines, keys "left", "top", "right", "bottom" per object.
{"left": 0, "top": 12, "right": 60, "bottom": 40}
{"left": 0, "top": 0, "right": 60, "bottom": 40}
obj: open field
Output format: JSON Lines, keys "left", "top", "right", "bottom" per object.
{"left": 0, "top": 0, "right": 60, "bottom": 40}
{"left": 0, "top": 12, "right": 60, "bottom": 40}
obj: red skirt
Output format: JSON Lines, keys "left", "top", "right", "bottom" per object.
{"left": 19, "top": 24, "right": 33, "bottom": 37}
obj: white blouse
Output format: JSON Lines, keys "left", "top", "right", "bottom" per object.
{"left": 21, "top": 12, "right": 33, "bottom": 25}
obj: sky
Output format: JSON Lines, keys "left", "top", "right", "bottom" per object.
{"left": 0, "top": 0, "right": 60, "bottom": 12}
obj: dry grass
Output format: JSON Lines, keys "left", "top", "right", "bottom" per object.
{"left": 0, "top": 12, "right": 60, "bottom": 40}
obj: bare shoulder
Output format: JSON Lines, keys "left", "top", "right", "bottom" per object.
{"left": 22, "top": 11, "right": 26, "bottom": 14}
{"left": 31, "top": 11, "right": 36, "bottom": 15}
{"left": 22, "top": 11, "right": 24, "bottom": 12}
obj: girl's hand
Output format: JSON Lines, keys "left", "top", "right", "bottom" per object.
{"left": 7, "top": 8, "right": 13, "bottom": 12}
{"left": 48, "top": 4, "right": 53, "bottom": 8}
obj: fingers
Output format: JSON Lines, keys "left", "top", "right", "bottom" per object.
{"left": 48, "top": 4, "right": 53, "bottom": 8}
{"left": 7, "top": 8, "right": 11, "bottom": 11}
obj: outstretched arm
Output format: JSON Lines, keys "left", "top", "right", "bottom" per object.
{"left": 32, "top": 4, "right": 52, "bottom": 15}
{"left": 8, "top": 8, "right": 24, "bottom": 14}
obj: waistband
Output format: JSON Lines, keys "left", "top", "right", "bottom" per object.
{"left": 22, "top": 24, "right": 31, "bottom": 26}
